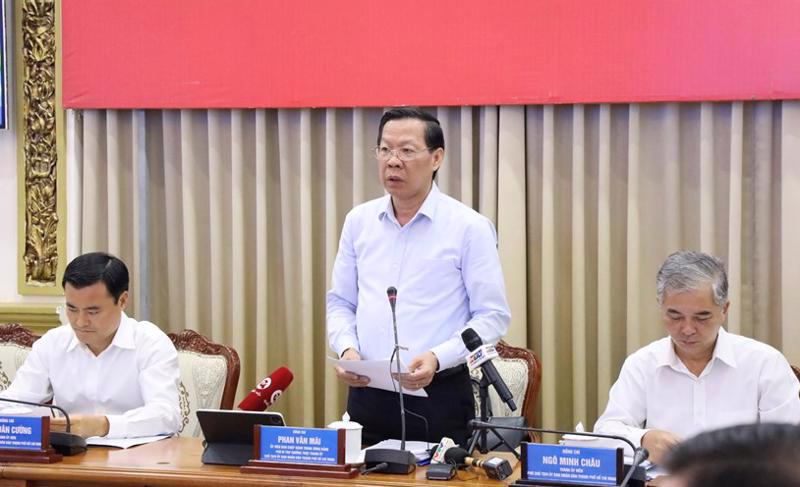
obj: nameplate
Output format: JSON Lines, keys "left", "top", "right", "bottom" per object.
{"left": 0, "top": 415, "right": 45, "bottom": 451}
{"left": 257, "top": 426, "right": 342, "bottom": 465}
{"left": 521, "top": 443, "right": 622, "bottom": 486}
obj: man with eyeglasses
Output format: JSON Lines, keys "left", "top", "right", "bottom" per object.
{"left": 594, "top": 250, "right": 800, "bottom": 465}
{"left": 327, "top": 107, "right": 510, "bottom": 445}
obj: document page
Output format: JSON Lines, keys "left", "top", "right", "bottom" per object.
{"left": 327, "top": 357, "right": 429, "bottom": 397}
{"left": 86, "top": 434, "right": 172, "bottom": 449}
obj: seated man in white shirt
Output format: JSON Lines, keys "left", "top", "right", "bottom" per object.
{"left": 594, "top": 250, "right": 800, "bottom": 464}
{"left": 2, "top": 252, "right": 181, "bottom": 439}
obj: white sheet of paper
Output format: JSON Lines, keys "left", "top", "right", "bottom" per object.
{"left": 327, "top": 356, "right": 429, "bottom": 397}
{"left": 86, "top": 434, "right": 172, "bottom": 449}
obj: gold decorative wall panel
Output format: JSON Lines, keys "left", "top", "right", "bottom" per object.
{"left": 16, "top": 0, "right": 66, "bottom": 295}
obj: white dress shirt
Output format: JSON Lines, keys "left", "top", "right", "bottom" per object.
{"left": 594, "top": 328, "right": 800, "bottom": 448}
{"left": 327, "top": 183, "right": 511, "bottom": 370}
{"left": 1, "top": 313, "right": 181, "bottom": 438}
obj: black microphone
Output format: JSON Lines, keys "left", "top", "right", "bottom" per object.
{"left": 468, "top": 420, "right": 649, "bottom": 487}
{"left": 362, "top": 286, "right": 416, "bottom": 475}
{"left": 460, "top": 328, "right": 516, "bottom": 411}
{"left": 387, "top": 286, "right": 397, "bottom": 313}
{"left": 0, "top": 396, "right": 87, "bottom": 456}
{"left": 444, "top": 446, "right": 513, "bottom": 480}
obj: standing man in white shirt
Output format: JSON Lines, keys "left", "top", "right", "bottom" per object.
{"left": 327, "top": 107, "right": 511, "bottom": 445}
{"left": 594, "top": 250, "right": 800, "bottom": 464}
{"left": 2, "top": 252, "right": 181, "bottom": 438}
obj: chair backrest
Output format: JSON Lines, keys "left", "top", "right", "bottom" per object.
{"left": 167, "top": 330, "right": 241, "bottom": 438}
{"left": 0, "top": 323, "right": 40, "bottom": 392}
{"left": 470, "top": 340, "right": 542, "bottom": 427}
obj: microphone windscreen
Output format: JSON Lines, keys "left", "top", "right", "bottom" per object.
{"left": 386, "top": 286, "right": 397, "bottom": 298}
{"left": 443, "top": 447, "right": 469, "bottom": 465}
{"left": 460, "top": 328, "right": 483, "bottom": 351}
{"left": 237, "top": 366, "right": 294, "bottom": 411}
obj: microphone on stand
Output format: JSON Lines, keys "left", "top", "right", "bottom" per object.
{"left": 362, "top": 286, "right": 416, "bottom": 475}
{"left": 461, "top": 328, "right": 516, "bottom": 411}
{"left": 0, "top": 396, "right": 87, "bottom": 456}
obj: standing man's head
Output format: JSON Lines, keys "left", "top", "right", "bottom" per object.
{"left": 375, "top": 107, "right": 445, "bottom": 206}
{"left": 663, "top": 423, "right": 800, "bottom": 487}
{"left": 62, "top": 252, "right": 129, "bottom": 355}
{"left": 656, "top": 250, "right": 730, "bottom": 362}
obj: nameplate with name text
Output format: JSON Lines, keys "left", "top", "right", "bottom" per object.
{"left": 257, "top": 426, "right": 342, "bottom": 466}
{"left": 0, "top": 415, "right": 46, "bottom": 451}
{"left": 521, "top": 443, "right": 622, "bottom": 486}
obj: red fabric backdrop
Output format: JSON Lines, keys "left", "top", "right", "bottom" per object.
{"left": 62, "top": 0, "right": 800, "bottom": 109}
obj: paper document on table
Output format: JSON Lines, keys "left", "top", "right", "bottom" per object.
{"left": 327, "top": 356, "right": 428, "bottom": 397}
{"left": 86, "top": 434, "right": 172, "bottom": 449}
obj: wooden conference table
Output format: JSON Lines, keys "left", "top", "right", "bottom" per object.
{"left": 0, "top": 437, "right": 664, "bottom": 487}
{"left": 0, "top": 437, "right": 513, "bottom": 487}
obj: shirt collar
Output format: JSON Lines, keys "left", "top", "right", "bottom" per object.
{"left": 656, "top": 326, "right": 737, "bottom": 369}
{"left": 378, "top": 183, "right": 441, "bottom": 224}
{"left": 66, "top": 312, "right": 136, "bottom": 352}
{"left": 712, "top": 327, "right": 737, "bottom": 368}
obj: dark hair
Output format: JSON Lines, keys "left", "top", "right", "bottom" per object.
{"left": 377, "top": 107, "right": 444, "bottom": 180}
{"left": 665, "top": 423, "right": 800, "bottom": 487}
{"left": 62, "top": 252, "right": 130, "bottom": 303}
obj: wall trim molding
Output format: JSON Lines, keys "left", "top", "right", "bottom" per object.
{"left": 0, "top": 303, "right": 61, "bottom": 334}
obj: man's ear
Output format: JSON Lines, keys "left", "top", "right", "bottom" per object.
{"left": 117, "top": 290, "right": 129, "bottom": 310}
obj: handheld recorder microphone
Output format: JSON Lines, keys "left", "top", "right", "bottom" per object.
{"left": 443, "top": 446, "right": 513, "bottom": 480}
{"left": 237, "top": 366, "right": 294, "bottom": 411}
{"left": 461, "top": 328, "right": 516, "bottom": 411}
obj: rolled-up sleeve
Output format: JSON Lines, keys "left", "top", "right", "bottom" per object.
{"left": 106, "top": 333, "right": 180, "bottom": 438}
{"left": 593, "top": 356, "right": 650, "bottom": 453}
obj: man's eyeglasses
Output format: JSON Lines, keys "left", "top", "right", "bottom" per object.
{"left": 374, "top": 146, "right": 431, "bottom": 162}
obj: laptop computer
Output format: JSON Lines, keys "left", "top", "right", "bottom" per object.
{"left": 197, "top": 409, "right": 285, "bottom": 466}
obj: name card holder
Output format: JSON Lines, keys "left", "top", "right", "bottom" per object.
{"left": 0, "top": 416, "right": 62, "bottom": 463}
{"left": 511, "top": 442, "right": 622, "bottom": 487}
{"left": 241, "top": 425, "right": 359, "bottom": 479}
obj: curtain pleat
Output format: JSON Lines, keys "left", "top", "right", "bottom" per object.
{"left": 69, "top": 102, "right": 800, "bottom": 430}
{"left": 727, "top": 102, "right": 744, "bottom": 335}
{"left": 781, "top": 102, "right": 800, "bottom": 360}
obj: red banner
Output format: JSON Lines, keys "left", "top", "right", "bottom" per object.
{"left": 62, "top": 0, "right": 800, "bottom": 108}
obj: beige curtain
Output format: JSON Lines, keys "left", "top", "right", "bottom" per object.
{"left": 67, "top": 101, "right": 800, "bottom": 430}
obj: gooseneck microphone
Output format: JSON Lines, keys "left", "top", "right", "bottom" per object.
{"left": 362, "top": 286, "right": 416, "bottom": 475}
{"left": 237, "top": 366, "right": 294, "bottom": 411}
{"left": 385, "top": 286, "right": 407, "bottom": 450}
{"left": 0, "top": 396, "right": 87, "bottom": 456}
{"left": 619, "top": 446, "right": 649, "bottom": 487}
{"left": 460, "top": 328, "right": 516, "bottom": 411}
